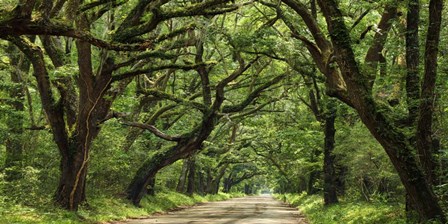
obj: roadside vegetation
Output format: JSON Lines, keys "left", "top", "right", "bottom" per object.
{"left": 1, "top": 0, "right": 448, "bottom": 223}
{"left": 277, "top": 193, "right": 405, "bottom": 224}
{"left": 0, "top": 190, "right": 241, "bottom": 224}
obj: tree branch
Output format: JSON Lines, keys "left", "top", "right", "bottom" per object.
{"left": 121, "top": 121, "right": 182, "bottom": 142}
{"left": 13, "top": 0, "right": 36, "bottom": 19}
{"left": 113, "top": 51, "right": 179, "bottom": 70}
{"left": 364, "top": 3, "right": 398, "bottom": 86}
{"left": 213, "top": 56, "right": 259, "bottom": 111}
{"left": 280, "top": 0, "right": 330, "bottom": 51}
{"left": 229, "top": 98, "right": 279, "bottom": 120}
{"left": 5, "top": 35, "right": 70, "bottom": 156}
{"left": 222, "top": 74, "right": 285, "bottom": 113}
{"left": 112, "top": 62, "right": 213, "bottom": 82}
{"left": 114, "top": 0, "right": 241, "bottom": 42}
{"left": 79, "top": 0, "right": 124, "bottom": 12}
{"left": 0, "top": 19, "right": 156, "bottom": 51}
{"left": 141, "top": 89, "right": 209, "bottom": 113}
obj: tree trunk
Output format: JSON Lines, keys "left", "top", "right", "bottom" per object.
{"left": 307, "top": 170, "right": 319, "bottom": 195}
{"left": 405, "top": 0, "right": 420, "bottom": 123}
{"left": 55, "top": 140, "right": 89, "bottom": 210}
{"left": 127, "top": 160, "right": 161, "bottom": 205}
{"left": 244, "top": 184, "right": 252, "bottom": 195}
{"left": 416, "top": 0, "right": 443, "bottom": 186}
{"left": 364, "top": 115, "right": 445, "bottom": 222}
{"left": 206, "top": 168, "right": 213, "bottom": 193}
{"left": 208, "top": 165, "right": 227, "bottom": 194}
{"left": 126, "top": 137, "right": 204, "bottom": 205}
{"left": 198, "top": 170, "right": 205, "bottom": 195}
{"left": 307, "top": 147, "right": 321, "bottom": 195}
{"left": 213, "top": 178, "right": 221, "bottom": 194}
{"left": 223, "top": 177, "right": 232, "bottom": 193}
{"left": 334, "top": 163, "right": 346, "bottom": 195}
{"left": 146, "top": 177, "right": 156, "bottom": 196}
{"left": 186, "top": 157, "right": 196, "bottom": 195}
{"left": 176, "top": 160, "right": 189, "bottom": 193}
{"left": 405, "top": 0, "right": 420, "bottom": 218}
{"left": 323, "top": 99, "right": 338, "bottom": 205}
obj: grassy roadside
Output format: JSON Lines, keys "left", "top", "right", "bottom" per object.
{"left": 275, "top": 193, "right": 406, "bottom": 224}
{"left": 0, "top": 191, "right": 244, "bottom": 224}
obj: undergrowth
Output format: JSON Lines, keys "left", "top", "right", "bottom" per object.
{"left": 276, "top": 193, "right": 406, "bottom": 224}
{"left": 0, "top": 191, "right": 243, "bottom": 224}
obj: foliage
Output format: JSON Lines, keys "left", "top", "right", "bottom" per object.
{"left": 0, "top": 0, "right": 448, "bottom": 222}
{"left": 335, "top": 117, "right": 404, "bottom": 201}
{"left": 277, "top": 193, "right": 406, "bottom": 224}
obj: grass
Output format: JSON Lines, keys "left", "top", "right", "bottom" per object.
{"left": 0, "top": 191, "right": 243, "bottom": 224}
{"left": 276, "top": 193, "right": 406, "bottom": 224}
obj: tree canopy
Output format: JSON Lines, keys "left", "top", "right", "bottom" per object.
{"left": 1, "top": 0, "right": 447, "bottom": 223}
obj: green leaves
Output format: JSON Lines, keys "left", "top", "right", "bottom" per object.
{"left": 50, "top": 64, "right": 77, "bottom": 80}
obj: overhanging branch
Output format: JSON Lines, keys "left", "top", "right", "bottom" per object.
{"left": 112, "top": 62, "right": 213, "bottom": 82}
{"left": 121, "top": 121, "right": 182, "bottom": 142}
{"left": 0, "top": 19, "right": 155, "bottom": 51}
{"left": 141, "top": 89, "right": 209, "bottom": 113}
{"left": 222, "top": 74, "right": 285, "bottom": 113}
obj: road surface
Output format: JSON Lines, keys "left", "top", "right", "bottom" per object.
{"left": 120, "top": 195, "right": 307, "bottom": 224}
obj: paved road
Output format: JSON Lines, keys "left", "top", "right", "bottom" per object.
{"left": 120, "top": 195, "right": 307, "bottom": 224}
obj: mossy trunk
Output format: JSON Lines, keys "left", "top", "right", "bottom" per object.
{"left": 55, "top": 140, "right": 89, "bottom": 210}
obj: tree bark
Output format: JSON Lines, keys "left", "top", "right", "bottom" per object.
{"left": 416, "top": 0, "right": 443, "bottom": 186}
{"left": 307, "top": 147, "right": 321, "bottom": 195}
{"left": 404, "top": 0, "right": 420, "bottom": 219}
{"left": 307, "top": 170, "right": 320, "bottom": 195}
{"left": 223, "top": 175, "right": 232, "bottom": 193}
{"left": 176, "top": 159, "right": 189, "bottom": 193}
{"left": 198, "top": 170, "right": 205, "bottom": 195}
{"left": 244, "top": 184, "right": 252, "bottom": 195}
{"left": 55, "top": 140, "right": 89, "bottom": 210}
{"left": 186, "top": 157, "right": 196, "bottom": 195}
{"left": 146, "top": 177, "right": 156, "bottom": 196}
{"left": 405, "top": 0, "right": 420, "bottom": 123}
{"left": 323, "top": 99, "right": 338, "bottom": 205}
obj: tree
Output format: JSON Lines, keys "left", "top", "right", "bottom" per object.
{"left": 314, "top": 0, "right": 446, "bottom": 221}
{"left": 254, "top": 0, "right": 446, "bottom": 220}
{"left": 0, "top": 0, "right": 242, "bottom": 210}
{"left": 124, "top": 54, "right": 285, "bottom": 204}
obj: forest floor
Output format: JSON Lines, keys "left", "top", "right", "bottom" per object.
{"left": 116, "top": 195, "right": 308, "bottom": 224}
